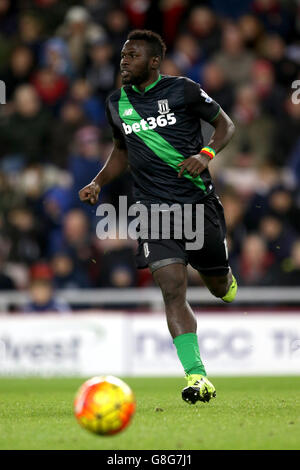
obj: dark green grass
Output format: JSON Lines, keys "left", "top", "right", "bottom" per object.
{"left": 0, "top": 376, "right": 299, "bottom": 450}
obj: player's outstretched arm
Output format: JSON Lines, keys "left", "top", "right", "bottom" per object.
{"left": 178, "top": 108, "right": 235, "bottom": 178}
{"left": 78, "top": 138, "right": 128, "bottom": 205}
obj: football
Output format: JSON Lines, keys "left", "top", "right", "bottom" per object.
{"left": 74, "top": 376, "right": 136, "bottom": 436}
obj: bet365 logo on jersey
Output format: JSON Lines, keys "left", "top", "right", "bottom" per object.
{"left": 122, "top": 98, "right": 176, "bottom": 135}
{"left": 122, "top": 113, "right": 176, "bottom": 134}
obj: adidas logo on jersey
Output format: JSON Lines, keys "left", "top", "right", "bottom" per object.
{"left": 122, "top": 113, "right": 177, "bottom": 135}
{"left": 123, "top": 108, "right": 133, "bottom": 116}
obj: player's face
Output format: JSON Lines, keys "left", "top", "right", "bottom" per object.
{"left": 120, "top": 40, "right": 153, "bottom": 85}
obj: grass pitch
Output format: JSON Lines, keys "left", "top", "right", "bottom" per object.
{"left": 0, "top": 376, "right": 299, "bottom": 450}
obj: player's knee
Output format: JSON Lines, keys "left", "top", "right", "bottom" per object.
{"left": 158, "top": 274, "right": 186, "bottom": 306}
{"left": 162, "top": 279, "right": 186, "bottom": 306}
{"left": 153, "top": 263, "right": 187, "bottom": 307}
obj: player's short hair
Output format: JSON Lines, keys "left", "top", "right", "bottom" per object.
{"left": 127, "top": 29, "right": 167, "bottom": 60}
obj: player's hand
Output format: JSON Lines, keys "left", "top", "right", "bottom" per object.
{"left": 177, "top": 153, "right": 211, "bottom": 178}
{"left": 78, "top": 181, "right": 101, "bottom": 205}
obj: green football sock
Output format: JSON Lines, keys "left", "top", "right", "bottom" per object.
{"left": 173, "top": 332, "right": 206, "bottom": 376}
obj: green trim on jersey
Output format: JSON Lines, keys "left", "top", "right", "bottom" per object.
{"left": 119, "top": 87, "right": 207, "bottom": 193}
{"left": 209, "top": 107, "right": 221, "bottom": 122}
{"left": 132, "top": 74, "right": 162, "bottom": 94}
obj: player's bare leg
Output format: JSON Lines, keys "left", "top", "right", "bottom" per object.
{"left": 152, "top": 262, "right": 216, "bottom": 404}
{"left": 152, "top": 263, "right": 196, "bottom": 338}
{"left": 200, "top": 267, "right": 238, "bottom": 303}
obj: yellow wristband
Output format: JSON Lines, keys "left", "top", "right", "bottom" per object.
{"left": 200, "top": 146, "right": 216, "bottom": 159}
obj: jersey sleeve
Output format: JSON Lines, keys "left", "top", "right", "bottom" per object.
{"left": 105, "top": 98, "right": 127, "bottom": 147}
{"left": 184, "top": 78, "right": 221, "bottom": 123}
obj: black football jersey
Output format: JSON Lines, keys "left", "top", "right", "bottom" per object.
{"left": 106, "top": 74, "right": 220, "bottom": 205}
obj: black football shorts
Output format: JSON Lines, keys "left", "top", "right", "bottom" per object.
{"left": 136, "top": 193, "right": 229, "bottom": 277}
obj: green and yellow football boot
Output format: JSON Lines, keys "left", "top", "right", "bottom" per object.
{"left": 182, "top": 374, "right": 216, "bottom": 404}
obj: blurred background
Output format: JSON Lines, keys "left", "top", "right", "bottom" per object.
{"left": 0, "top": 0, "right": 299, "bottom": 376}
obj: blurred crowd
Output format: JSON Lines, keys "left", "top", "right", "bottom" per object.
{"left": 0, "top": 0, "right": 300, "bottom": 311}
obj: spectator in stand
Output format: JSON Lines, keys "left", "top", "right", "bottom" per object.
{"left": 95, "top": 236, "right": 138, "bottom": 288}
{"left": 252, "top": 0, "right": 295, "bottom": 40}
{"left": 145, "top": 0, "right": 188, "bottom": 47}
{"left": 41, "top": 37, "right": 75, "bottom": 79}
{"left": 31, "top": 67, "right": 69, "bottom": 113}
{"left": 17, "top": 12, "right": 45, "bottom": 62}
{"left": 185, "top": 6, "right": 222, "bottom": 57}
{"left": 210, "top": 0, "right": 253, "bottom": 20}
{"left": 17, "top": 167, "right": 72, "bottom": 257}
{"left": 238, "top": 14, "right": 264, "bottom": 50}
{"left": 48, "top": 208, "right": 93, "bottom": 273}
{"left": 271, "top": 94, "right": 300, "bottom": 167}
{"left": 0, "top": 1, "right": 17, "bottom": 72}
{"left": 124, "top": 0, "right": 150, "bottom": 30}
{"left": 84, "top": 0, "right": 118, "bottom": 27}
{"left": 201, "top": 62, "right": 234, "bottom": 114}
{"left": 5, "top": 206, "right": 44, "bottom": 265}
{"left": 2, "top": 45, "right": 35, "bottom": 101}
{"left": 233, "top": 233, "right": 274, "bottom": 286}
{"left": 221, "top": 189, "right": 247, "bottom": 261}
{"left": 0, "top": 0, "right": 17, "bottom": 37}
{"left": 259, "top": 214, "right": 297, "bottom": 262}
{"left": 42, "top": 183, "right": 74, "bottom": 254}
{"left": 160, "top": 58, "right": 182, "bottom": 76}
{"left": 171, "top": 34, "right": 203, "bottom": 80}
{"left": 105, "top": 8, "right": 129, "bottom": 58}
{"left": 31, "top": 0, "right": 71, "bottom": 35}
{"left": 23, "top": 276, "right": 71, "bottom": 313}
{"left": 250, "top": 59, "right": 285, "bottom": 117}
{"left": 213, "top": 23, "right": 255, "bottom": 87}
{"left": 56, "top": 5, "right": 107, "bottom": 73}
{"left": 50, "top": 100, "right": 89, "bottom": 169}
{"left": 69, "top": 79, "right": 106, "bottom": 125}
{"left": 51, "top": 251, "right": 91, "bottom": 288}
{"left": 68, "top": 126, "right": 104, "bottom": 220}
{"left": 259, "top": 34, "right": 298, "bottom": 88}
{"left": 221, "top": 83, "right": 274, "bottom": 168}
{"left": 267, "top": 186, "right": 300, "bottom": 234}
{"left": 0, "top": 169, "right": 24, "bottom": 214}
{"left": 85, "top": 38, "right": 117, "bottom": 102}
{"left": 60, "top": 209, "right": 96, "bottom": 284}
{"left": 214, "top": 144, "right": 260, "bottom": 196}
{"left": 242, "top": 164, "right": 282, "bottom": 232}
{"left": 0, "top": 84, "right": 52, "bottom": 166}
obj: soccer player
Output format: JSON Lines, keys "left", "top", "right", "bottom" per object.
{"left": 79, "top": 30, "right": 237, "bottom": 404}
